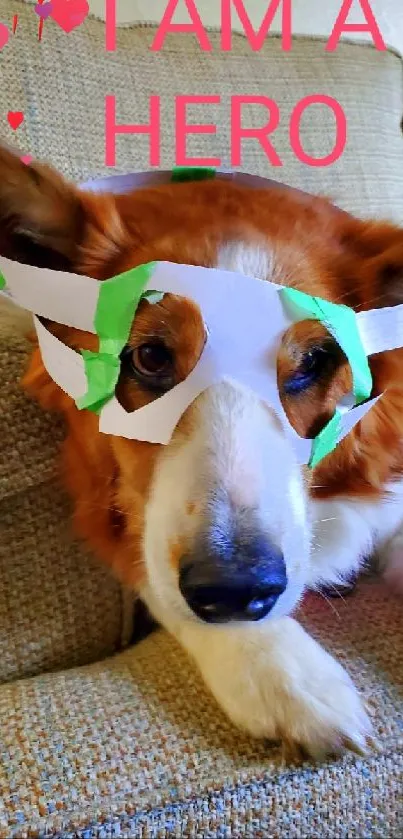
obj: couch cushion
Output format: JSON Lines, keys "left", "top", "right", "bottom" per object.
{"left": 0, "top": 302, "right": 64, "bottom": 502}
{"left": 0, "top": 303, "right": 135, "bottom": 683}
{"left": 0, "top": 580, "right": 401, "bottom": 837}
{"left": 1, "top": 3, "right": 403, "bottom": 221}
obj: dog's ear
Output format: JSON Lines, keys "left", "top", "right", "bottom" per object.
{"left": 334, "top": 215, "right": 403, "bottom": 310}
{"left": 0, "top": 144, "right": 85, "bottom": 271}
{"left": 0, "top": 146, "right": 132, "bottom": 412}
{"left": 359, "top": 221, "right": 403, "bottom": 308}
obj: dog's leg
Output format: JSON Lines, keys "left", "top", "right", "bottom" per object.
{"left": 309, "top": 498, "right": 375, "bottom": 589}
{"left": 142, "top": 587, "right": 372, "bottom": 759}
{"left": 310, "top": 487, "right": 403, "bottom": 594}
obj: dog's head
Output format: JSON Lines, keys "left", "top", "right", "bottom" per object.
{"left": 2, "top": 147, "right": 403, "bottom": 625}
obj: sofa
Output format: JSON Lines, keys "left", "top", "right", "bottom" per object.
{"left": 0, "top": 2, "right": 402, "bottom": 835}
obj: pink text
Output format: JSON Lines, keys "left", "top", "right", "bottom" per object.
{"left": 104, "top": 0, "right": 386, "bottom": 54}
{"left": 105, "top": 94, "right": 347, "bottom": 169}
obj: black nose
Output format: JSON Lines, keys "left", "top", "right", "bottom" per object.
{"left": 179, "top": 533, "right": 287, "bottom": 624}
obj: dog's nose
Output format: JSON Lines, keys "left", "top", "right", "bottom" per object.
{"left": 179, "top": 533, "right": 287, "bottom": 623}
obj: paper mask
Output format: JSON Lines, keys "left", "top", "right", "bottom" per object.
{"left": 1, "top": 166, "right": 403, "bottom": 468}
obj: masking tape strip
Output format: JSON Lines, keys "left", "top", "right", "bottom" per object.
{"left": 309, "top": 411, "right": 343, "bottom": 470}
{"left": 309, "top": 395, "right": 382, "bottom": 470}
{"left": 76, "top": 262, "right": 156, "bottom": 412}
{"left": 171, "top": 166, "right": 216, "bottom": 182}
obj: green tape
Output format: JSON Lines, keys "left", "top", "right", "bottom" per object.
{"left": 0, "top": 271, "right": 6, "bottom": 291}
{"left": 280, "top": 287, "right": 372, "bottom": 467}
{"left": 309, "top": 412, "right": 342, "bottom": 470}
{"left": 171, "top": 166, "right": 216, "bottom": 183}
{"left": 76, "top": 262, "right": 156, "bottom": 413}
{"left": 79, "top": 352, "right": 121, "bottom": 415}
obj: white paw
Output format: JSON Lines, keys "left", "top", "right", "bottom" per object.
{"left": 187, "top": 618, "right": 374, "bottom": 760}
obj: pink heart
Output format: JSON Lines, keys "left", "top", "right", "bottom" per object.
{"left": 7, "top": 112, "right": 24, "bottom": 131}
{"left": 50, "top": 0, "right": 89, "bottom": 33}
{"left": 0, "top": 22, "right": 9, "bottom": 50}
{"left": 35, "top": 2, "right": 54, "bottom": 20}
{"left": 21, "top": 155, "right": 33, "bottom": 166}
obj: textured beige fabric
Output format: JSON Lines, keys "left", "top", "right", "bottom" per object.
{"left": 1, "top": 2, "right": 403, "bottom": 221}
{"left": 0, "top": 3, "right": 403, "bottom": 835}
{"left": 0, "top": 581, "right": 401, "bottom": 837}
{"left": 0, "top": 309, "right": 64, "bottom": 502}
{"left": 0, "top": 310, "right": 134, "bottom": 684}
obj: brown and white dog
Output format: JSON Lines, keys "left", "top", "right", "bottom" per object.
{"left": 1, "top": 146, "right": 403, "bottom": 759}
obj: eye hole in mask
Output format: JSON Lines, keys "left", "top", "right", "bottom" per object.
{"left": 278, "top": 329, "right": 351, "bottom": 444}
{"left": 117, "top": 292, "right": 207, "bottom": 411}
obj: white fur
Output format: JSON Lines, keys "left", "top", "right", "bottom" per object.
{"left": 175, "top": 616, "right": 372, "bottom": 757}
{"left": 143, "top": 379, "right": 308, "bottom": 626}
{"left": 309, "top": 481, "right": 403, "bottom": 588}
{"left": 140, "top": 240, "right": 403, "bottom": 757}
{"left": 374, "top": 494, "right": 403, "bottom": 593}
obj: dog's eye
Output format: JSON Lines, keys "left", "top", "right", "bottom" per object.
{"left": 283, "top": 347, "right": 333, "bottom": 395}
{"left": 135, "top": 343, "right": 172, "bottom": 376}
{"left": 120, "top": 342, "right": 174, "bottom": 391}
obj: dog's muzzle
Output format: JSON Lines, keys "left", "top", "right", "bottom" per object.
{"left": 179, "top": 500, "right": 287, "bottom": 623}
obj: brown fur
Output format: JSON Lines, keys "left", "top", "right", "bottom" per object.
{"left": 2, "top": 146, "right": 403, "bottom": 588}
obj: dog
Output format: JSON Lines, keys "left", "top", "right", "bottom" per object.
{"left": 1, "top": 145, "right": 402, "bottom": 760}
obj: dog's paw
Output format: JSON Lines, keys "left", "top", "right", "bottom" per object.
{"left": 189, "top": 618, "right": 374, "bottom": 760}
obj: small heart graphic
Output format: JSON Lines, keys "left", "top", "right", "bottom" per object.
{"left": 50, "top": 0, "right": 89, "bottom": 33}
{"left": 0, "top": 22, "right": 9, "bottom": 50}
{"left": 7, "top": 112, "right": 24, "bottom": 130}
{"left": 35, "top": 2, "right": 54, "bottom": 20}
{"left": 21, "top": 155, "right": 33, "bottom": 166}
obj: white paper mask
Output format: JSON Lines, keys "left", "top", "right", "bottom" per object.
{"left": 1, "top": 166, "right": 402, "bottom": 468}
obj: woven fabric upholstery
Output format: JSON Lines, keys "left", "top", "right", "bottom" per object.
{"left": 0, "top": 2, "right": 402, "bottom": 835}
{"left": 0, "top": 305, "right": 133, "bottom": 684}
{"left": 0, "top": 583, "right": 402, "bottom": 838}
